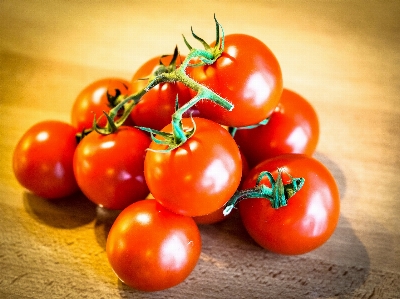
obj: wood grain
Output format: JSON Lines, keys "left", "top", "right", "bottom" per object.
{"left": 1, "top": 1, "right": 399, "bottom": 298}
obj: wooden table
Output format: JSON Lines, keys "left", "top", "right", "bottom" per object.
{"left": 1, "top": 1, "right": 399, "bottom": 298}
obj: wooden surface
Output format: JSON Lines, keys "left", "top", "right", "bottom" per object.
{"left": 1, "top": 1, "right": 400, "bottom": 298}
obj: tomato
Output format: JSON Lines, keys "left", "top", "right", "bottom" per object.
{"left": 144, "top": 117, "right": 242, "bottom": 217}
{"left": 239, "top": 154, "right": 340, "bottom": 255}
{"left": 129, "top": 55, "right": 194, "bottom": 130}
{"left": 71, "top": 78, "right": 133, "bottom": 132}
{"left": 73, "top": 126, "right": 150, "bottom": 210}
{"left": 187, "top": 34, "right": 282, "bottom": 127}
{"left": 234, "top": 88, "right": 319, "bottom": 168}
{"left": 13, "top": 120, "right": 79, "bottom": 199}
{"left": 106, "top": 199, "right": 201, "bottom": 292}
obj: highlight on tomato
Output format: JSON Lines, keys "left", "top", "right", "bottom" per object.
{"left": 71, "top": 78, "right": 133, "bottom": 132}
{"left": 144, "top": 117, "right": 242, "bottom": 217}
{"left": 193, "top": 149, "right": 249, "bottom": 225}
{"left": 237, "top": 153, "right": 340, "bottom": 255}
{"left": 12, "top": 120, "right": 80, "bottom": 199}
{"left": 73, "top": 126, "right": 151, "bottom": 210}
{"left": 187, "top": 33, "right": 283, "bottom": 127}
{"left": 234, "top": 88, "right": 319, "bottom": 168}
{"left": 106, "top": 199, "right": 202, "bottom": 292}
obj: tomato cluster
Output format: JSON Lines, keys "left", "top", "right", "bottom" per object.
{"left": 12, "top": 17, "right": 340, "bottom": 292}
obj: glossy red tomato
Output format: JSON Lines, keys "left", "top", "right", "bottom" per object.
{"left": 71, "top": 78, "right": 133, "bottom": 132}
{"left": 188, "top": 34, "right": 283, "bottom": 127}
{"left": 129, "top": 55, "right": 194, "bottom": 130}
{"left": 13, "top": 120, "right": 80, "bottom": 199}
{"left": 73, "top": 126, "right": 150, "bottom": 210}
{"left": 234, "top": 88, "right": 319, "bottom": 168}
{"left": 239, "top": 154, "right": 340, "bottom": 255}
{"left": 144, "top": 117, "right": 242, "bottom": 217}
{"left": 106, "top": 199, "right": 201, "bottom": 292}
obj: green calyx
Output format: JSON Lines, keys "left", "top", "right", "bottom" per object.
{"left": 137, "top": 106, "right": 197, "bottom": 153}
{"left": 223, "top": 168, "right": 305, "bottom": 216}
{"left": 93, "top": 15, "right": 232, "bottom": 153}
{"left": 183, "top": 14, "right": 225, "bottom": 66}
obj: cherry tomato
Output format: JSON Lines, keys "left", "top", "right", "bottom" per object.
{"left": 234, "top": 88, "right": 319, "bottom": 168}
{"left": 13, "top": 120, "right": 79, "bottom": 199}
{"left": 71, "top": 78, "right": 133, "bottom": 132}
{"left": 144, "top": 117, "right": 242, "bottom": 217}
{"left": 239, "top": 154, "right": 340, "bottom": 255}
{"left": 188, "top": 34, "right": 283, "bottom": 127}
{"left": 129, "top": 55, "right": 194, "bottom": 130}
{"left": 73, "top": 126, "right": 150, "bottom": 210}
{"left": 106, "top": 199, "right": 201, "bottom": 292}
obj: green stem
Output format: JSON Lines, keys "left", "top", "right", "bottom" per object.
{"left": 94, "top": 15, "right": 232, "bottom": 144}
{"left": 165, "top": 49, "right": 233, "bottom": 144}
{"left": 229, "top": 117, "right": 270, "bottom": 138}
{"left": 94, "top": 87, "right": 147, "bottom": 134}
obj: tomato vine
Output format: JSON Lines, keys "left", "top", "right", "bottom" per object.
{"left": 94, "top": 15, "right": 233, "bottom": 152}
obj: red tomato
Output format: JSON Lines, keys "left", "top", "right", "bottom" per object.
{"left": 234, "top": 88, "right": 319, "bottom": 168}
{"left": 144, "top": 117, "right": 242, "bottom": 217}
{"left": 13, "top": 120, "right": 79, "bottom": 199}
{"left": 239, "top": 154, "right": 340, "bottom": 255}
{"left": 129, "top": 55, "right": 194, "bottom": 130}
{"left": 106, "top": 199, "right": 201, "bottom": 292}
{"left": 188, "top": 34, "right": 283, "bottom": 127}
{"left": 71, "top": 78, "right": 133, "bottom": 132}
{"left": 73, "top": 126, "right": 150, "bottom": 210}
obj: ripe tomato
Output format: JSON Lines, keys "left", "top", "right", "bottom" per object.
{"left": 73, "top": 126, "right": 150, "bottom": 210}
{"left": 71, "top": 78, "right": 133, "bottom": 132}
{"left": 234, "top": 88, "right": 319, "bottom": 168}
{"left": 13, "top": 120, "right": 79, "bottom": 199}
{"left": 239, "top": 154, "right": 340, "bottom": 255}
{"left": 106, "top": 199, "right": 201, "bottom": 292}
{"left": 144, "top": 117, "right": 242, "bottom": 217}
{"left": 187, "top": 34, "right": 283, "bottom": 127}
{"left": 129, "top": 55, "right": 194, "bottom": 130}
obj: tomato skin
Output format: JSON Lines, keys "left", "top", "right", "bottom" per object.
{"left": 234, "top": 89, "right": 319, "bottom": 168}
{"left": 193, "top": 206, "right": 229, "bottom": 225}
{"left": 144, "top": 117, "right": 242, "bottom": 217}
{"left": 193, "top": 149, "right": 249, "bottom": 225}
{"left": 73, "top": 126, "right": 150, "bottom": 210}
{"left": 239, "top": 154, "right": 340, "bottom": 255}
{"left": 12, "top": 120, "right": 79, "bottom": 199}
{"left": 129, "top": 56, "right": 193, "bottom": 130}
{"left": 106, "top": 199, "right": 201, "bottom": 292}
{"left": 188, "top": 34, "right": 283, "bottom": 127}
{"left": 71, "top": 78, "right": 133, "bottom": 132}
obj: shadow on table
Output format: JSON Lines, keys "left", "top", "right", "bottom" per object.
{"left": 22, "top": 191, "right": 97, "bottom": 228}
{"left": 93, "top": 206, "right": 121, "bottom": 249}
